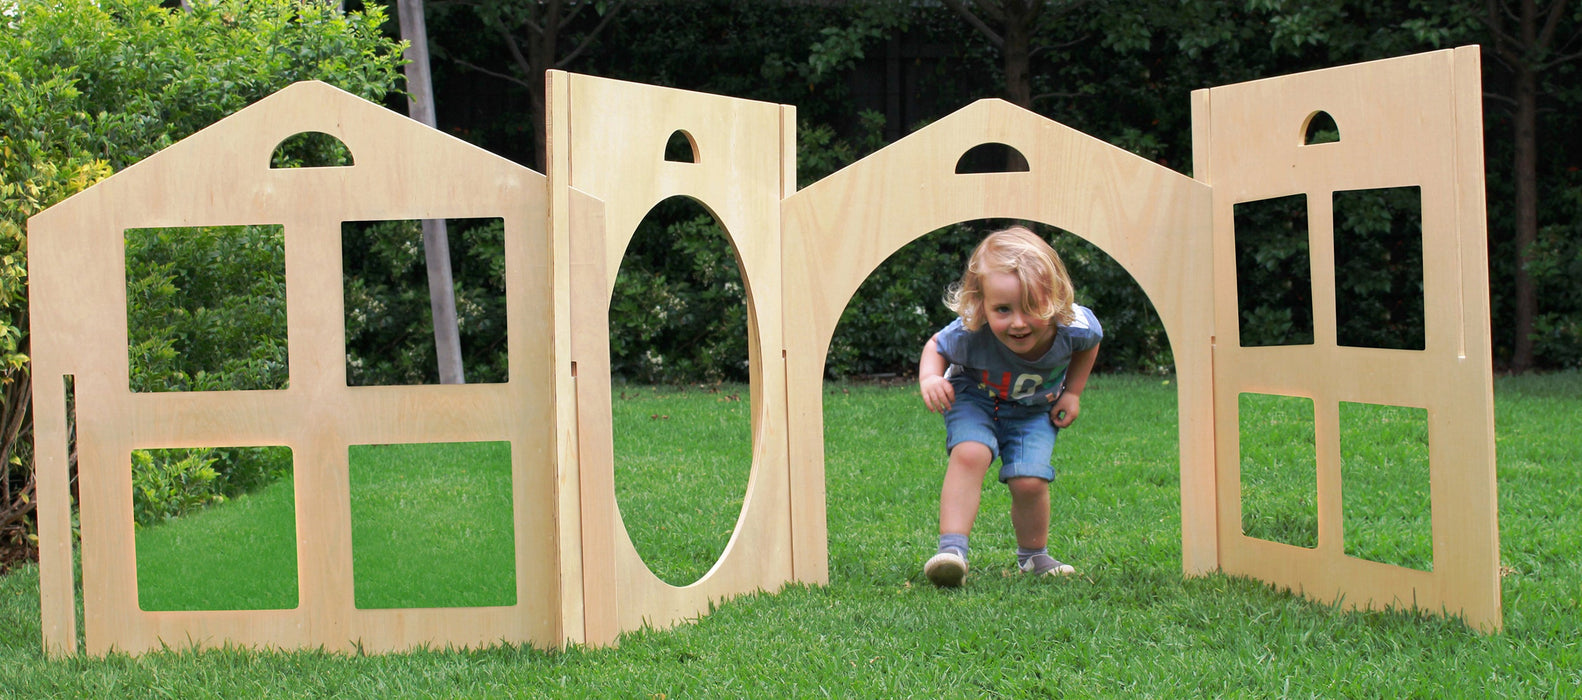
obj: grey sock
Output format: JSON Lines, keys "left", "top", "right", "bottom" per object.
{"left": 1017, "top": 547, "right": 1048, "bottom": 567}
{"left": 939, "top": 533, "right": 969, "bottom": 559}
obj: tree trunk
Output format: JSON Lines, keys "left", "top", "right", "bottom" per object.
{"left": 0, "top": 369, "right": 32, "bottom": 535}
{"left": 398, "top": 0, "right": 466, "bottom": 384}
{"left": 528, "top": 3, "right": 560, "bottom": 172}
{"left": 1001, "top": 2, "right": 1040, "bottom": 171}
{"left": 1511, "top": 64, "right": 1539, "bottom": 372}
{"left": 1001, "top": 2, "right": 1037, "bottom": 110}
{"left": 1482, "top": 0, "right": 1574, "bottom": 373}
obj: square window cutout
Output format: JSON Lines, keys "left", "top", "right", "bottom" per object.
{"left": 126, "top": 225, "right": 288, "bottom": 393}
{"left": 135, "top": 446, "right": 297, "bottom": 611}
{"left": 1239, "top": 393, "right": 1317, "bottom": 549}
{"left": 1340, "top": 402, "right": 1432, "bottom": 570}
{"left": 342, "top": 218, "right": 509, "bottom": 386}
{"left": 1332, "top": 187, "right": 1425, "bottom": 350}
{"left": 1233, "top": 195, "right": 1314, "bottom": 347}
{"left": 349, "top": 440, "right": 516, "bottom": 609}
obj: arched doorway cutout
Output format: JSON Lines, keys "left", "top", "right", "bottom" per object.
{"left": 782, "top": 100, "right": 1218, "bottom": 592}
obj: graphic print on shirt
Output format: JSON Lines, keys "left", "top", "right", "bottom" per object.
{"left": 980, "top": 371, "right": 1058, "bottom": 401}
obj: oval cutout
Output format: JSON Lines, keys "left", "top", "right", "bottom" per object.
{"left": 955, "top": 142, "right": 1030, "bottom": 174}
{"left": 610, "top": 196, "right": 751, "bottom": 586}
{"left": 1302, "top": 111, "right": 1340, "bottom": 145}
{"left": 270, "top": 131, "right": 354, "bottom": 168}
{"left": 663, "top": 129, "right": 698, "bottom": 163}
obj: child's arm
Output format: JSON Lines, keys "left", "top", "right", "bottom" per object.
{"left": 919, "top": 335, "right": 955, "bottom": 413}
{"left": 1050, "top": 343, "right": 1099, "bottom": 428}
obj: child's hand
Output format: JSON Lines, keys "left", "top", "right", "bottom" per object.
{"left": 1050, "top": 391, "right": 1081, "bottom": 428}
{"left": 920, "top": 375, "right": 955, "bottom": 413}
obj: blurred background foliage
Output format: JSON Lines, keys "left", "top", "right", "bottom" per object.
{"left": 2, "top": 0, "right": 405, "bottom": 542}
{"left": 5, "top": 0, "right": 1581, "bottom": 547}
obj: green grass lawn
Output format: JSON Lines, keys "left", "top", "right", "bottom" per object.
{"left": 346, "top": 441, "right": 517, "bottom": 609}
{"left": 135, "top": 474, "right": 299, "bottom": 611}
{"left": 2, "top": 372, "right": 1579, "bottom": 697}
{"left": 133, "top": 441, "right": 519, "bottom": 611}
{"left": 611, "top": 384, "right": 750, "bottom": 586}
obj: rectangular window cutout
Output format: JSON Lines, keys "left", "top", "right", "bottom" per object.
{"left": 1233, "top": 195, "right": 1314, "bottom": 347}
{"left": 135, "top": 446, "right": 297, "bottom": 611}
{"left": 1340, "top": 402, "right": 1432, "bottom": 571}
{"left": 63, "top": 375, "right": 77, "bottom": 569}
{"left": 1239, "top": 393, "right": 1318, "bottom": 548}
{"left": 126, "top": 225, "right": 288, "bottom": 393}
{"left": 348, "top": 440, "right": 516, "bottom": 609}
{"left": 342, "top": 218, "right": 508, "bottom": 386}
{"left": 63, "top": 373, "right": 76, "bottom": 472}
{"left": 1332, "top": 187, "right": 1426, "bottom": 350}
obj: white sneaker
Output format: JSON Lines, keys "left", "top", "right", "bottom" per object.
{"left": 924, "top": 550, "right": 968, "bottom": 587}
{"left": 1020, "top": 552, "right": 1076, "bottom": 577}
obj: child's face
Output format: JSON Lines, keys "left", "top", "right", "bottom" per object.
{"left": 982, "top": 271, "right": 1055, "bottom": 360}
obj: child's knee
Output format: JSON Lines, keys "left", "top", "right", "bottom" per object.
{"left": 948, "top": 441, "right": 994, "bottom": 468}
{"left": 1006, "top": 475, "right": 1049, "bottom": 500}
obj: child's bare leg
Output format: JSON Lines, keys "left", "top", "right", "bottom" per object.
{"left": 938, "top": 441, "right": 993, "bottom": 536}
{"left": 1007, "top": 476, "right": 1050, "bottom": 550}
{"left": 926, "top": 441, "right": 992, "bottom": 587}
{"left": 1009, "top": 475, "right": 1074, "bottom": 576}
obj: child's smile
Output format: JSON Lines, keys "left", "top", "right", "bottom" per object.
{"left": 982, "top": 271, "right": 1055, "bottom": 360}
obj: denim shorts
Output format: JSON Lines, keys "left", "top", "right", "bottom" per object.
{"left": 943, "top": 390, "right": 1058, "bottom": 482}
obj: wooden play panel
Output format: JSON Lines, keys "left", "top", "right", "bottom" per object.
{"left": 28, "top": 48, "right": 1498, "bottom": 656}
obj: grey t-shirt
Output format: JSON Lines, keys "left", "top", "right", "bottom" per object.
{"left": 933, "top": 304, "right": 1103, "bottom": 409}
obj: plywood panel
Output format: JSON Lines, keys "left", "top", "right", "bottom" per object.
{"left": 28, "top": 81, "right": 562, "bottom": 655}
{"left": 1194, "top": 48, "right": 1499, "bottom": 629}
{"left": 781, "top": 98, "right": 1217, "bottom": 582}
{"left": 548, "top": 71, "right": 795, "bottom": 642}
{"left": 31, "top": 48, "right": 1498, "bottom": 656}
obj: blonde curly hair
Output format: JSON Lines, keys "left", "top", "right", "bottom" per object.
{"left": 944, "top": 226, "right": 1076, "bottom": 331}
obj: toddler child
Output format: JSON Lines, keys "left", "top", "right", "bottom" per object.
{"left": 918, "top": 226, "right": 1101, "bottom": 586}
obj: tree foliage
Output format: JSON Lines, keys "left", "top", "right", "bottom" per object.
{"left": 8, "top": 0, "right": 1582, "bottom": 559}
{"left": 0, "top": 0, "right": 405, "bottom": 553}
{"left": 427, "top": 0, "right": 625, "bottom": 170}
{"left": 343, "top": 218, "right": 510, "bottom": 386}
{"left": 404, "top": 0, "right": 1582, "bottom": 378}
{"left": 1476, "top": 0, "right": 1582, "bottom": 371}
{"left": 609, "top": 201, "right": 750, "bottom": 383}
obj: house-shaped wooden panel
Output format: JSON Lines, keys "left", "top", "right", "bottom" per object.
{"left": 780, "top": 97, "right": 1218, "bottom": 586}
{"left": 28, "top": 47, "right": 1500, "bottom": 657}
{"left": 29, "top": 81, "right": 563, "bottom": 655}
{"left": 1193, "top": 46, "right": 1499, "bottom": 631}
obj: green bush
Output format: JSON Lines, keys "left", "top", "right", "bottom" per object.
{"left": 126, "top": 225, "right": 291, "bottom": 394}
{"left": 610, "top": 203, "right": 750, "bottom": 384}
{"left": 604, "top": 205, "right": 1179, "bottom": 382}
{"left": 1529, "top": 174, "right": 1582, "bottom": 369}
{"left": 1059, "top": 235, "right": 1173, "bottom": 374}
{"left": 129, "top": 449, "right": 225, "bottom": 527}
{"left": 825, "top": 222, "right": 979, "bottom": 378}
{"left": 0, "top": 0, "right": 405, "bottom": 542}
